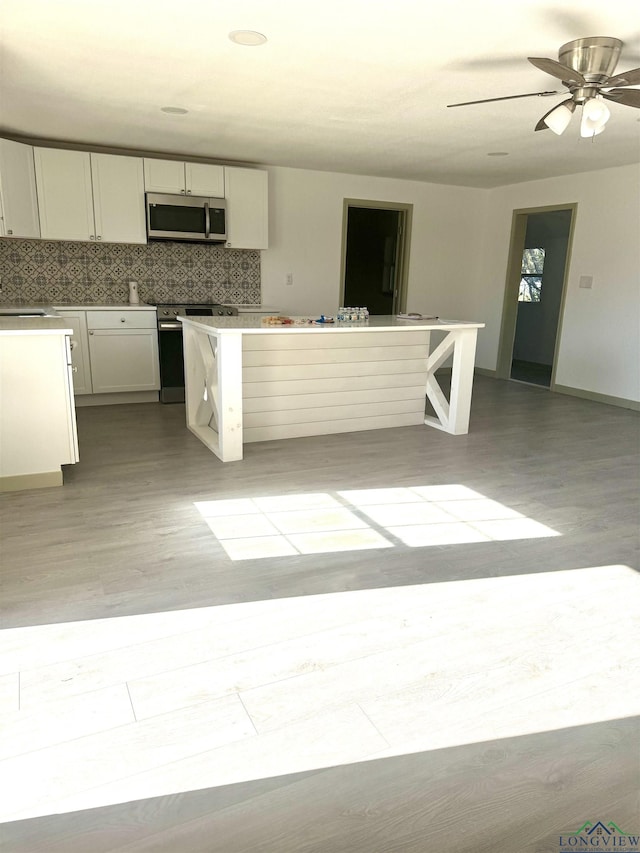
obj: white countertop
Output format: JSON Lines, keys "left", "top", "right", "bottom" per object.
{"left": 54, "top": 303, "right": 158, "bottom": 311}
{"left": 178, "top": 314, "right": 485, "bottom": 334}
{"left": 0, "top": 317, "right": 73, "bottom": 336}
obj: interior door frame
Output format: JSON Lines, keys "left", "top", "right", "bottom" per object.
{"left": 496, "top": 202, "right": 577, "bottom": 389}
{"left": 339, "top": 198, "right": 413, "bottom": 314}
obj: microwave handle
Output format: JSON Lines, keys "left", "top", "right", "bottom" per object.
{"left": 204, "top": 202, "right": 211, "bottom": 239}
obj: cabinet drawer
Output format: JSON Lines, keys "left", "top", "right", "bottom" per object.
{"left": 86, "top": 310, "right": 157, "bottom": 329}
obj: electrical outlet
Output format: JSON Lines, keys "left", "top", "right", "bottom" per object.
{"left": 285, "top": 273, "right": 293, "bottom": 286}
{"left": 579, "top": 275, "right": 593, "bottom": 289}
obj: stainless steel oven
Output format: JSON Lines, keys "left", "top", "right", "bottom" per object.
{"left": 156, "top": 303, "right": 238, "bottom": 403}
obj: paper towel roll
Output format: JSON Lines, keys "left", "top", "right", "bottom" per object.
{"left": 128, "top": 281, "right": 140, "bottom": 304}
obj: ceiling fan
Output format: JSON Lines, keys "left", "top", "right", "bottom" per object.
{"left": 448, "top": 37, "right": 640, "bottom": 137}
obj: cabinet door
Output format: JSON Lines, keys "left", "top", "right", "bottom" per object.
{"left": 56, "top": 311, "right": 92, "bottom": 394}
{"left": 34, "top": 148, "right": 95, "bottom": 241}
{"left": 0, "top": 139, "right": 40, "bottom": 238}
{"left": 224, "top": 167, "right": 268, "bottom": 249}
{"left": 88, "top": 329, "right": 160, "bottom": 393}
{"left": 185, "top": 163, "right": 224, "bottom": 197}
{"left": 143, "top": 159, "right": 186, "bottom": 194}
{"left": 91, "top": 154, "right": 146, "bottom": 244}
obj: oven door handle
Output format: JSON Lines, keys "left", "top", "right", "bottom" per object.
{"left": 158, "top": 321, "right": 183, "bottom": 330}
{"left": 204, "top": 202, "right": 211, "bottom": 239}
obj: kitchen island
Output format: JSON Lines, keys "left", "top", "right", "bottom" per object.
{"left": 179, "top": 314, "right": 484, "bottom": 462}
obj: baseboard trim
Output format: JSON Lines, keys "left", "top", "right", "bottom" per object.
{"left": 475, "top": 367, "right": 497, "bottom": 378}
{"left": 75, "top": 391, "right": 159, "bottom": 407}
{"left": 552, "top": 384, "right": 640, "bottom": 411}
{"left": 0, "top": 470, "right": 63, "bottom": 492}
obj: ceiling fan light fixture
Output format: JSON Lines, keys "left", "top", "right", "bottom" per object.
{"left": 543, "top": 102, "right": 575, "bottom": 135}
{"left": 580, "top": 96, "right": 611, "bottom": 138}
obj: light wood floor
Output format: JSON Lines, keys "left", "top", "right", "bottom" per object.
{"left": 1, "top": 376, "right": 638, "bottom": 852}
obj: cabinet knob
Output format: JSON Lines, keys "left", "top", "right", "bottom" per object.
{"left": 69, "top": 340, "right": 76, "bottom": 349}
{"left": 89, "top": 330, "right": 94, "bottom": 335}
{"left": 72, "top": 366, "right": 78, "bottom": 373}
{"left": 90, "top": 235, "right": 95, "bottom": 240}
{"left": 96, "top": 236, "right": 102, "bottom": 241}
{"left": 186, "top": 189, "right": 191, "bottom": 194}
{"left": 120, "top": 318, "right": 126, "bottom": 323}
{"left": 180, "top": 189, "right": 185, "bottom": 194}
{"left": 7, "top": 229, "right": 13, "bottom": 235}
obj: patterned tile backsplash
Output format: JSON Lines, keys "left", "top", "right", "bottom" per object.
{"left": 0, "top": 238, "right": 261, "bottom": 305}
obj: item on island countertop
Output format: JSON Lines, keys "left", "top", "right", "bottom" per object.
{"left": 261, "top": 315, "right": 294, "bottom": 325}
{"left": 314, "top": 315, "right": 335, "bottom": 324}
{"left": 337, "top": 307, "right": 369, "bottom": 322}
{"left": 396, "top": 312, "right": 439, "bottom": 320}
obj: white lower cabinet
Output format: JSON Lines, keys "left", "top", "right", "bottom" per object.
{"left": 87, "top": 309, "right": 159, "bottom": 394}
{"left": 89, "top": 329, "right": 159, "bottom": 393}
{"left": 57, "top": 308, "right": 160, "bottom": 396}
{"left": 56, "top": 310, "right": 92, "bottom": 394}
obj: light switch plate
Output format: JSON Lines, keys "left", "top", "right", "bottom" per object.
{"left": 579, "top": 275, "right": 593, "bottom": 289}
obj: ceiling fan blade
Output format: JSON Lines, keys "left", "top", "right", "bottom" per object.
{"left": 605, "top": 66, "right": 640, "bottom": 87}
{"left": 602, "top": 88, "right": 640, "bottom": 108}
{"left": 447, "top": 90, "right": 559, "bottom": 108}
{"left": 534, "top": 98, "right": 575, "bottom": 131}
{"left": 528, "top": 56, "right": 586, "bottom": 86}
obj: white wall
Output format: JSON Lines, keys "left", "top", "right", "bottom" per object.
{"left": 261, "top": 161, "right": 640, "bottom": 404}
{"left": 476, "top": 164, "right": 640, "bottom": 401}
{"left": 261, "top": 166, "right": 489, "bottom": 320}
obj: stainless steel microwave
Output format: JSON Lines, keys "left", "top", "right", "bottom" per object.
{"left": 146, "top": 193, "right": 227, "bottom": 243}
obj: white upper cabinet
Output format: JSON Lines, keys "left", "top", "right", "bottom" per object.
{"left": 34, "top": 148, "right": 94, "bottom": 241}
{"left": 143, "top": 158, "right": 186, "bottom": 194}
{"left": 34, "top": 148, "right": 146, "bottom": 243}
{"left": 185, "top": 162, "right": 225, "bottom": 197}
{"left": 224, "top": 167, "right": 268, "bottom": 250}
{"left": 91, "top": 154, "right": 146, "bottom": 244}
{"left": 0, "top": 139, "right": 40, "bottom": 238}
{"left": 144, "top": 158, "right": 224, "bottom": 197}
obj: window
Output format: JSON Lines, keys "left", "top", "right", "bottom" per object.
{"left": 519, "top": 247, "right": 545, "bottom": 302}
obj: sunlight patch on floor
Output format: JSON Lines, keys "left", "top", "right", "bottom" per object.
{"left": 1, "top": 565, "right": 638, "bottom": 823}
{"left": 194, "top": 484, "right": 559, "bottom": 559}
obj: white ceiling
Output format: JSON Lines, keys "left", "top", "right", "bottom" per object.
{"left": 1, "top": 0, "right": 639, "bottom": 188}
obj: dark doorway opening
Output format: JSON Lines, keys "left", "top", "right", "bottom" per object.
{"left": 342, "top": 203, "right": 410, "bottom": 315}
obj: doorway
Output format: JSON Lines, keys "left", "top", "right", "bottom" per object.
{"left": 497, "top": 204, "right": 576, "bottom": 388}
{"left": 340, "top": 200, "right": 412, "bottom": 315}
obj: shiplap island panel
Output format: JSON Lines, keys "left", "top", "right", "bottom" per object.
{"left": 179, "top": 315, "right": 484, "bottom": 462}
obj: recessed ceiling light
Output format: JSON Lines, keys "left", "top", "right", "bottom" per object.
{"left": 229, "top": 30, "right": 267, "bottom": 46}
{"left": 487, "top": 151, "right": 509, "bottom": 156}
{"left": 161, "top": 106, "right": 188, "bottom": 115}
